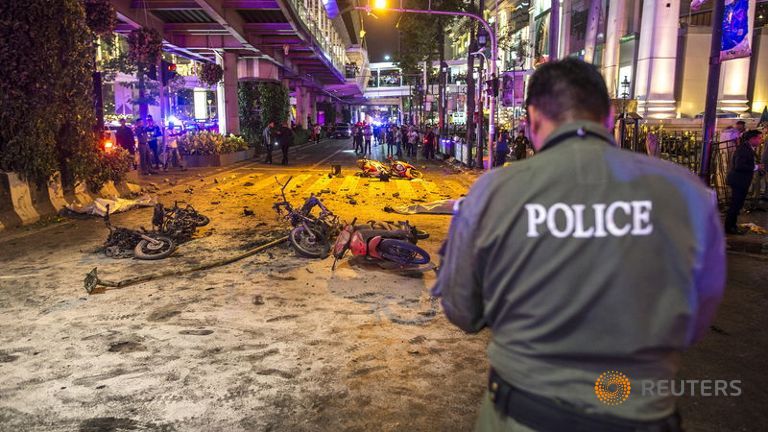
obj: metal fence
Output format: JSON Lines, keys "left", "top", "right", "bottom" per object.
{"left": 616, "top": 122, "right": 740, "bottom": 207}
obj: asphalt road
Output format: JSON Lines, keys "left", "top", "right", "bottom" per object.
{"left": 0, "top": 138, "right": 765, "bottom": 431}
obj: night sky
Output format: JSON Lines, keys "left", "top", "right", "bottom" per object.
{"left": 361, "top": 10, "right": 401, "bottom": 62}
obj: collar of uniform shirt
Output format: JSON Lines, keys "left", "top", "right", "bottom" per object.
{"left": 538, "top": 120, "right": 615, "bottom": 153}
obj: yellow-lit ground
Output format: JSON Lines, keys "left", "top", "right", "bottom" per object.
{"left": 0, "top": 138, "right": 765, "bottom": 431}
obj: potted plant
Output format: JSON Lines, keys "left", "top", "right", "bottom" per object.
{"left": 178, "top": 132, "right": 254, "bottom": 167}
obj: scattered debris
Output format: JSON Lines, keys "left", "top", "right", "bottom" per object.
{"left": 243, "top": 207, "right": 255, "bottom": 216}
{"left": 213, "top": 178, "right": 219, "bottom": 184}
{"left": 306, "top": 268, "right": 314, "bottom": 274}
{"left": 184, "top": 187, "right": 194, "bottom": 194}
{"left": 392, "top": 192, "right": 400, "bottom": 198}
{"left": 267, "top": 273, "right": 297, "bottom": 281}
{"left": 211, "top": 201, "right": 220, "bottom": 205}
{"left": 253, "top": 295, "right": 265, "bottom": 305}
{"left": 243, "top": 182, "right": 254, "bottom": 187}
{"left": 348, "top": 199, "right": 358, "bottom": 205}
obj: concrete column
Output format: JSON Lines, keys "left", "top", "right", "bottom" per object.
{"left": 560, "top": 0, "right": 572, "bottom": 58}
{"left": 309, "top": 91, "right": 317, "bottom": 125}
{"left": 634, "top": 0, "right": 681, "bottom": 118}
{"left": 602, "top": 0, "right": 628, "bottom": 97}
{"left": 218, "top": 51, "right": 240, "bottom": 134}
{"left": 296, "top": 86, "right": 311, "bottom": 129}
{"left": 718, "top": 0, "right": 757, "bottom": 114}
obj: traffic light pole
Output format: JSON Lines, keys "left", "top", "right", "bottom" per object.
{"left": 357, "top": 4, "right": 497, "bottom": 170}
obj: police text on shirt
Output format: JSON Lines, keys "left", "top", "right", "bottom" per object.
{"left": 525, "top": 201, "right": 653, "bottom": 238}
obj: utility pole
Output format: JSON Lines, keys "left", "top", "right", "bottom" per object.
{"left": 466, "top": 23, "right": 476, "bottom": 166}
{"left": 476, "top": 0, "right": 485, "bottom": 169}
{"left": 583, "top": 0, "right": 601, "bottom": 63}
{"left": 438, "top": 21, "right": 446, "bottom": 137}
{"left": 548, "top": 0, "right": 560, "bottom": 61}
{"left": 699, "top": 0, "right": 725, "bottom": 184}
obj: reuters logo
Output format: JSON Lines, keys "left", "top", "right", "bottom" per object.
{"left": 594, "top": 371, "right": 631, "bottom": 405}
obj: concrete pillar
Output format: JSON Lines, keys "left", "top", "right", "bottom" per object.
{"left": 560, "top": 0, "right": 572, "bottom": 58}
{"left": 217, "top": 52, "right": 240, "bottom": 135}
{"left": 602, "top": 0, "right": 628, "bottom": 98}
{"left": 718, "top": 0, "right": 757, "bottom": 114}
{"left": 309, "top": 91, "right": 317, "bottom": 125}
{"left": 296, "top": 86, "right": 311, "bottom": 129}
{"left": 216, "top": 54, "right": 227, "bottom": 133}
{"left": 634, "top": 0, "right": 681, "bottom": 118}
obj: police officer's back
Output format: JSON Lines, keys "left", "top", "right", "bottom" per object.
{"left": 433, "top": 59, "right": 725, "bottom": 431}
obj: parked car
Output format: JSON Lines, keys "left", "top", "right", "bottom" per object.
{"left": 332, "top": 123, "right": 352, "bottom": 139}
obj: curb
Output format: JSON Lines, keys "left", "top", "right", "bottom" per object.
{"left": 0, "top": 171, "right": 140, "bottom": 232}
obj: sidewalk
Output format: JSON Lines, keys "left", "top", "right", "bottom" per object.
{"left": 729, "top": 205, "right": 768, "bottom": 254}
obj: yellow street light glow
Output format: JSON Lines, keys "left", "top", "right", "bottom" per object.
{"left": 373, "top": 0, "right": 387, "bottom": 10}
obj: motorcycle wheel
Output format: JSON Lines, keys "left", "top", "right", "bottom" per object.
{"left": 407, "top": 169, "right": 424, "bottom": 179}
{"left": 192, "top": 214, "right": 210, "bottom": 227}
{"left": 134, "top": 236, "right": 176, "bottom": 260}
{"left": 290, "top": 225, "right": 330, "bottom": 258}
{"left": 378, "top": 239, "right": 430, "bottom": 265}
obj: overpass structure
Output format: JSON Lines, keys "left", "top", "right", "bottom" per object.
{"left": 110, "top": 0, "right": 370, "bottom": 132}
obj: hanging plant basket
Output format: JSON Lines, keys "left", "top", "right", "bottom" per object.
{"left": 83, "top": 0, "right": 116, "bottom": 35}
{"left": 127, "top": 27, "right": 163, "bottom": 66}
{"left": 198, "top": 63, "right": 224, "bottom": 86}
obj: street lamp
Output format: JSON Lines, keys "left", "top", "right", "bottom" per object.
{"left": 384, "top": 54, "right": 391, "bottom": 61}
{"left": 357, "top": 0, "right": 498, "bottom": 170}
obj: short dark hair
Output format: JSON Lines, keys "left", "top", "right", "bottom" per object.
{"left": 742, "top": 129, "right": 761, "bottom": 143}
{"left": 736, "top": 120, "right": 746, "bottom": 126}
{"left": 525, "top": 58, "right": 610, "bottom": 123}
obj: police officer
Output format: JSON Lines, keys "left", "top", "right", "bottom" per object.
{"left": 725, "top": 129, "right": 764, "bottom": 234}
{"left": 432, "top": 59, "right": 725, "bottom": 432}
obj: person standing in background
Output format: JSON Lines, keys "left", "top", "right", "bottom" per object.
{"left": 277, "top": 120, "right": 294, "bottom": 165}
{"left": 134, "top": 118, "right": 153, "bottom": 175}
{"left": 263, "top": 120, "right": 275, "bottom": 164}
{"left": 513, "top": 128, "right": 530, "bottom": 161}
{"left": 145, "top": 115, "right": 162, "bottom": 169}
{"left": 725, "top": 130, "right": 764, "bottom": 234}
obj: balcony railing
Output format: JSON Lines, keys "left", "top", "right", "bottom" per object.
{"left": 285, "top": 0, "right": 348, "bottom": 76}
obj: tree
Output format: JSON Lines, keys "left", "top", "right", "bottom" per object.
{"left": 0, "top": 0, "right": 104, "bottom": 187}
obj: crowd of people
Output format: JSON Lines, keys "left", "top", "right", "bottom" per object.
{"left": 114, "top": 115, "right": 186, "bottom": 175}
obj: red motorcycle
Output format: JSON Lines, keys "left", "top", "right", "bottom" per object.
{"left": 332, "top": 219, "right": 431, "bottom": 270}
{"left": 387, "top": 157, "right": 423, "bottom": 179}
{"left": 357, "top": 158, "right": 424, "bottom": 180}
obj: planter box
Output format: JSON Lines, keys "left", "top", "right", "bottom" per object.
{"left": 183, "top": 148, "right": 256, "bottom": 168}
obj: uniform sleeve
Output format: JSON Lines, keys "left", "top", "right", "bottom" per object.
{"left": 689, "top": 192, "right": 726, "bottom": 344}
{"left": 431, "top": 177, "right": 492, "bottom": 333}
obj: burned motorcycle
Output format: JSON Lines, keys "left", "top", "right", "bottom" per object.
{"left": 332, "top": 218, "right": 431, "bottom": 269}
{"left": 103, "top": 205, "right": 176, "bottom": 260}
{"left": 273, "top": 176, "right": 340, "bottom": 258}
{"left": 386, "top": 157, "right": 423, "bottom": 179}
{"left": 152, "top": 202, "right": 210, "bottom": 243}
{"left": 357, "top": 157, "right": 423, "bottom": 180}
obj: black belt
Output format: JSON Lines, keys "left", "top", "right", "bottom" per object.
{"left": 488, "top": 369, "right": 683, "bottom": 432}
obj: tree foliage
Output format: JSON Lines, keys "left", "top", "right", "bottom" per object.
{"left": 237, "top": 81, "right": 290, "bottom": 148}
{"left": 0, "top": 0, "right": 106, "bottom": 187}
{"left": 238, "top": 81, "right": 262, "bottom": 147}
{"left": 395, "top": 0, "right": 466, "bottom": 79}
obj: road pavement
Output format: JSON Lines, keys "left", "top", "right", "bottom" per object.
{"left": 0, "top": 138, "right": 765, "bottom": 431}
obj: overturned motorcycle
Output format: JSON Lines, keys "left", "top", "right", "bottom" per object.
{"left": 102, "top": 202, "right": 209, "bottom": 260}
{"left": 274, "top": 176, "right": 341, "bottom": 258}
{"left": 357, "top": 157, "right": 424, "bottom": 180}
{"left": 331, "top": 218, "right": 431, "bottom": 270}
{"left": 102, "top": 205, "right": 176, "bottom": 260}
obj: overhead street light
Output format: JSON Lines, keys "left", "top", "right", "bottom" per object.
{"left": 384, "top": 54, "right": 391, "bottom": 61}
{"left": 357, "top": 0, "right": 498, "bottom": 170}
